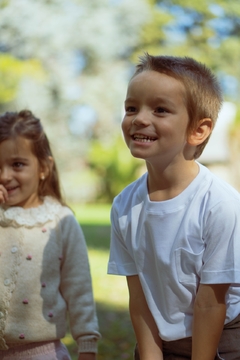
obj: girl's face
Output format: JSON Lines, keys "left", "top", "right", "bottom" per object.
{"left": 0, "top": 136, "right": 44, "bottom": 208}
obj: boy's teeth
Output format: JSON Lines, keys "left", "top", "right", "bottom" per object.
{"left": 133, "top": 135, "right": 156, "bottom": 142}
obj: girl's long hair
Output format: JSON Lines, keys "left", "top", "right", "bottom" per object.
{"left": 0, "top": 109, "right": 65, "bottom": 204}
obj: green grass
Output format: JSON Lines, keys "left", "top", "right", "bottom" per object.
{"left": 62, "top": 204, "right": 135, "bottom": 360}
{"left": 71, "top": 203, "right": 111, "bottom": 225}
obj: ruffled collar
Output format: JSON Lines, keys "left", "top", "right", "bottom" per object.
{"left": 0, "top": 196, "right": 61, "bottom": 228}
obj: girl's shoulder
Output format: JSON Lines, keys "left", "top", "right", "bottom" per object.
{"left": 0, "top": 196, "right": 70, "bottom": 228}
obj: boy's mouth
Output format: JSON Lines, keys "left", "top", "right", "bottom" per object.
{"left": 132, "top": 134, "right": 157, "bottom": 142}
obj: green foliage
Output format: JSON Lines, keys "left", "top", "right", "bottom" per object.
{"left": 0, "top": 53, "right": 45, "bottom": 104}
{"left": 236, "top": 112, "right": 240, "bottom": 125}
{"left": 131, "top": 3, "right": 173, "bottom": 60}
{"left": 70, "top": 203, "right": 111, "bottom": 225}
{"left": 87, "top": 135, "right": 143, "bottom": 202}
{"left": 96, "top": 304, "right": 135, "bottom": 360}
{"left": 145, "top": 0, "right": 240, "bottom": 97}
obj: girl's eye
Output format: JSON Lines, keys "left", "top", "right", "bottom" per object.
{"left": 13, "top": 162, "right": 24, "bottom": 168}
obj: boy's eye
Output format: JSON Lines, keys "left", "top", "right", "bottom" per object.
{"left": 155, "top": 107, "right": 167, "bottom": 113}
{"left": 125, "top": 106, "right": 136, "bottom": 113}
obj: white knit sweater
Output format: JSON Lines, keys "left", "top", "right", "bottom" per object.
{"left": 0, "top": 197, "right": 100, "bottom": 353}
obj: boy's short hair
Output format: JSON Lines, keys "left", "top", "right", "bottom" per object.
{"left": 133, "top": 53, "right": 223, "bottom": 158}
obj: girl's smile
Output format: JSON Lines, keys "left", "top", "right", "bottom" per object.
{"left": 0, "top": 136, "right": 43, "bottom": 208}
{"left": 5, "top": 185, "right": 19, "bottom": 197}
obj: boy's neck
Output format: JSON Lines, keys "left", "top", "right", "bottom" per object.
{"left": 147, "top": 160, "right": 199, "bottom": 202}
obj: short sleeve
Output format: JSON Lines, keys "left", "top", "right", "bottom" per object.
{"left": 200, "top": 199, "right": 240, "bottom": 285}
{"left": 108, "top": 200, "right": 138, "bottom": 276}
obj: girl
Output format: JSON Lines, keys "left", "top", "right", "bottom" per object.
{"left": 0, "top": 110, "right": 100, "bottom": 360}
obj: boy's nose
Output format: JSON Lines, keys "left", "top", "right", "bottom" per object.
{"left": 132, "top": 111, "right": 150, "bottom": 126}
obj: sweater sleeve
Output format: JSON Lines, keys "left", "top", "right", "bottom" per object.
{"left": 58, "top": 210, "right": 101, "bottom": 353}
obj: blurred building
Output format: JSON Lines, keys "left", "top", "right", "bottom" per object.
{"left": 199, "top": 102, "right": 237, "bottom": 187}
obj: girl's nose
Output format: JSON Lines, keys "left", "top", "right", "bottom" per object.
{"left": 0, "top": 168, "right": 12, "bottom": 182}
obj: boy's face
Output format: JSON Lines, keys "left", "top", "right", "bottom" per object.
{"left": 122, "top": 70, "right": 190, "bottom": 166}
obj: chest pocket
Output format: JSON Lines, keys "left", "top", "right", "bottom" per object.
{"left": 175, "top": 248, "right": 204, "bottom": 285}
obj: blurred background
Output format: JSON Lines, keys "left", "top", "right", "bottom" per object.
{"left": 1, "top": 0, "right": 240, "bottom": 204}
{"left": 1, "top": 0, "right": 240, "bottom": 358}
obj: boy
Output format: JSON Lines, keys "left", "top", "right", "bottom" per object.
{"left": 108, "top": 54, "right": 240, "bottom": 360}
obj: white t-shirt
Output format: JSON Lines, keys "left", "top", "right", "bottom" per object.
{"left": 108, "top": 163, "right": 240, "bottom": 341}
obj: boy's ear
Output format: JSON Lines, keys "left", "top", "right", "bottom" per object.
{"left": 39, "top": 156, "right": 54, "bottom": 180}
{"left": 187, "top": 118, "right": 213, "bottom": 146}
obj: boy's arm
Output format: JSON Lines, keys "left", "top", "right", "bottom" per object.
{"left": 192, "top": 283, "right": 230, "bottom": 360}
{"left": 127, "top": 275, "right": 163, "bottom": 360}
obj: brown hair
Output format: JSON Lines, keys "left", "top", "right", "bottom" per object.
{"left": 133, "top": 53, "right": 223, "bottom": 158}
{"left": 0, "top": 109, "right": 65, "bottom": 204}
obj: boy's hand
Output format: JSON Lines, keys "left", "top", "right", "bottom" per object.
{"left": 0, "top": 184, "right": 8, "bottom": 204}
{"left": 192, "top": 283, "right": 230, "bottom": 360}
